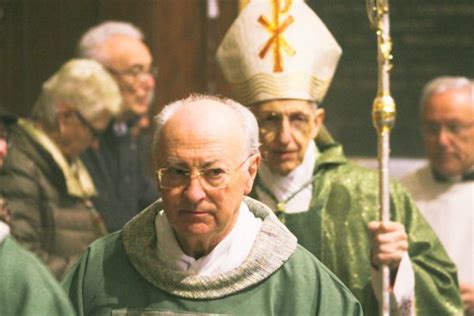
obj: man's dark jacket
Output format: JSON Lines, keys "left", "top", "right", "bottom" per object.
{"left": 81, "top": 120, "right": 159, "bottom": 232}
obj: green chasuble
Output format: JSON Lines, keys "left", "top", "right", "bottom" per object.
{"left": 251, "top": 141, "right": 463, "bottom": 316}
{"left": 0, "top": 236, "right": 75, "bottom": 316}
{"left": 62, "top": 198, "right": 363, "bottom": 316}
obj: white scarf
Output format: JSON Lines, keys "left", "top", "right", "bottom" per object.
{"left": 155, "top": 202, "right": 262, "bottom": 276}
{"left": 257, "top": 141, "right": 318, "bottom": 213}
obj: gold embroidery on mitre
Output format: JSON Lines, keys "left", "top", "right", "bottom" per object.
{"left": 258, "top": 0, "right": 295, "bottom": 72}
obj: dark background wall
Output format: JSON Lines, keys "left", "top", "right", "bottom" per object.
{"left": 308, "top": 0, "right": 474, "bottom": 157}
{"left": 1, "top": 0, "right": 473, "bottom": 157}
{"left": 0, "top": 0, "right": 236, "bottom": 116}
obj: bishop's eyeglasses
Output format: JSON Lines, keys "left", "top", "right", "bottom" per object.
{"left": 155, "top": 156, "right": 252, "bottom": 190}
{"left": 256, "top": 110, "right": 314, "bottom": 136}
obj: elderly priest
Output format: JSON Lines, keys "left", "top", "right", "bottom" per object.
{"left": 62, "top": 94, "right": 362, "bottom": 315}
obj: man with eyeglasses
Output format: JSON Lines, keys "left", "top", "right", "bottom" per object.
{"left": 402, "top": 76, "right": 474, "bottom": 315}
{"left": 216, "top": 1, "right": 463, "bottom": 315}
{"left": 77, "top": 21, "right": 160, "bottom": 233}
{"left": 0, "top": 59, "right": 121, "bottom": 279}
{"left": 62, "top": 94, "right": 362, "bottom": 315}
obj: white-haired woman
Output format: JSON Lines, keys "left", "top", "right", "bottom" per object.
{"left": 0, "top": 59, "right": 122, "bottom": 279}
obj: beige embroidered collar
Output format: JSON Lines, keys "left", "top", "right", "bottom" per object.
{"left": 122, "top": 196, "right": 297, "bottom": 299}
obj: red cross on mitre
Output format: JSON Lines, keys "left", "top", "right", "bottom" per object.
{"left": 258, "top": 0, "right": 296, "bottom": 72}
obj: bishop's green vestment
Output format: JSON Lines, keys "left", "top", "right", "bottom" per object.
{"left": 251, "top": 141, "right": 463, "bottom": 315}
{"left": 62, "top": 198, "right": 363, "bottom": 316}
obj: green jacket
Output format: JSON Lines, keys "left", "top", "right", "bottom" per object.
{"left": 0, "top": 235, "right": 75, "bottom": 316}
{"left": 251, "top": 142, "right": 463, "bottom": 316}
{"left": 0, "top": 122, "right": 105, "bottom": 279}
{"left": 62, "top": 198, "right": 363, "bottom": 316}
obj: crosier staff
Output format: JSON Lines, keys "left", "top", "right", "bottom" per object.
{"left": 366, "top": 0, "right": 396, "bottom": 315}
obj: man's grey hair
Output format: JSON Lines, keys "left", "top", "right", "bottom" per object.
{"left": 77, "top": 21, "right": 144, "bottom": 64}
{"left": 152, "top": 94, "right": 260, "bottom": 164}
{"left": 31, "top": 59, "right": 121, "bottom": 129}
{"left": 420, "top": 76, "right": 473, "bottom": 112}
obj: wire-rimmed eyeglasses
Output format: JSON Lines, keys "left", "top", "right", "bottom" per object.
{"left": 423, "top": 121, "right": 474, "bottom": 138}
{"left": 256, "top": 110, "right": 314, "bottom": 136}
{"left": 155, "top": 156, "right": 252, "bottom": 190}
{"left": 75, "top": 111, "right": 100, "bottom": 138}
{"left": 108, "top": 65, "right": 158, "bottom": 81}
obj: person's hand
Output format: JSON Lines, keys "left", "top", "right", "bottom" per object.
{"left": 368, "top": 221, "right": 408, "bottom": 271}
{"left": 460, "top": 283, "right": 474, "bottom": 315}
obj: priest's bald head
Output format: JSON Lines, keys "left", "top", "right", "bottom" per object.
{"left": 152, "top": 94, "right": 261, "bottom": 258}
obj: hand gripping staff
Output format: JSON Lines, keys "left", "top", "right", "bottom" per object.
{"left": 366, "top": 0, "right": 396, "bottom": 315}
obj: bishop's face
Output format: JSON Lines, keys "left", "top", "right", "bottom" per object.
{"left": 251, "top": 99, "right": 324, "bottom": 175}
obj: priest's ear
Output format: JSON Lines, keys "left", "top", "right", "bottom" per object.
{"left": 243, "top": 153, "right": 261, "bottom": 195}
{"left": 310, "top": 107, "right": 325, "bottom": 139}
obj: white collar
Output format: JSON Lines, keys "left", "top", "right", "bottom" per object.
{"left": 430, "top": 164, "right": 474, "bottom": 183}
{"left": 154, "top": 202, "right": 262, "bottom": 276}
{"left": 258, "top": 141, "right": 318, "bottom": 212}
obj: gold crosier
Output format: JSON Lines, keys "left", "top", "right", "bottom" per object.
{"left": 367, "top": 0, "right": 396, "bottom": 315}
{"left": 258, "top": 0, "right": 295, "bottom": 72}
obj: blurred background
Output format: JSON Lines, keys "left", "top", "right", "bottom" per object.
{"left": 1, "top": 0, "right": 473, "bottom": 171}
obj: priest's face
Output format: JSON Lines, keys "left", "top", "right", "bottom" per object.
{"left": 156, "top": 99, "right": 259, "bottom": 257}
{"left": 251, "top": 99, "right": 324, "bottom": 175}
{"left": 421, "top": 87, "right": 474, "bottom": 178}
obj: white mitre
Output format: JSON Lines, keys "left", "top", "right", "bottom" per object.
{"left": 216, "top": 0, "right": 342, "bottom": 105}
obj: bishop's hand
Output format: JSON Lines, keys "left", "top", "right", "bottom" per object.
{"left": 368, "top": 221, "right": 408, "bottom": 272}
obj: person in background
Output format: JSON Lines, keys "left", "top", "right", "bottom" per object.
{"left": 402, "top": 76, "right": 474, "bottom": 315}
{"left": 0, "top": 106, "right": 75, "bottom": 315}
{"left": 78, "top": 21, "right": 160, "bottom": 232}
{"left": 216, "top": 0, "right": 463, "bottom": 315}
{"left": 0, "top": 59, "right": 121, "bottom": 279}
{"left": 0, "top": 107, "right": 15, "bottom": 169}
{"left": 62, "top": 94, "right": 363, "bottom": 316}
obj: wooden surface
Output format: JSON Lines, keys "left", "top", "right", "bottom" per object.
{"left": 1, "top": 0, "right": 472, "bottom": 156}
{"left": 308, "top": 0, "right": 474, "bottom": 157}
{"left": 0, "top": 0, "right": 237, "bottom": 117}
